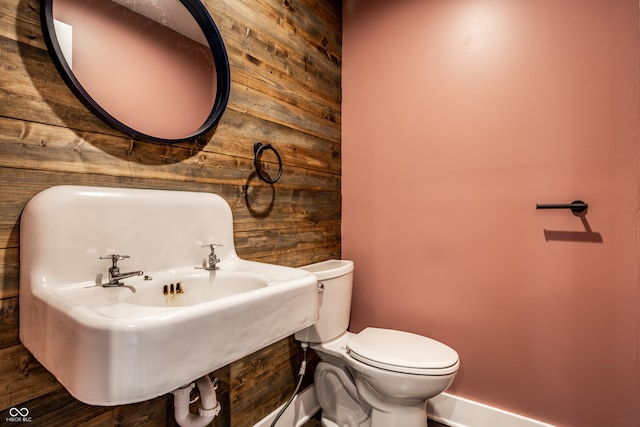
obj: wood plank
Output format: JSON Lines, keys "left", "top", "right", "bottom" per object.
{"left": 0, "top": 297, "right": 19, "bottom": 348}
{"left": 235, "top": 224, "right": 340, "bottom": 258}
{"left": 0, "top": 248, "right": 19, "bottom": 299}
{"left": 228, "top": 81, "right": 341, "bottom": 143}
{"left": 298, "top": 0, "right": 341, "bottom": 40}
{"left": 8, "top": 386, "right": 169, "bottom": 427}
{"left": 0, "top": 0, "right": 46, "bottom": 49}
{"left": 0, "top": 117, "right": 339, "bottom": 189}
{"left": 259, "top": 0, "right": 341, "bottom": 70}
{"left": 203, "top": 110, "right": 341, "bottom": 174}
{"left": 10, "top": 388, "right": 113, "bottom": 426}
{"left": 0, "top": 107, "right": 341, "bottom": 181}
{"left": 209, "top": 0, "right": 341, "bottom": 98}
{"left": 0, "top": 344, "right": 62, "bottom": 410}
{"left": 223, "top": 30, "right": 341, "bottom": 115}
{"left": 0, "top": 166, "right": 339, "bottom": 248}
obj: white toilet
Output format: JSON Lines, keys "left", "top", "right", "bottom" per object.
{"left": 295, "top": 260, "right": 459, "bottom": 427}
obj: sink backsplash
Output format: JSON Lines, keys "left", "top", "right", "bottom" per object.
{"left": 21, "top": 185, "right": 236, "bottom": 287}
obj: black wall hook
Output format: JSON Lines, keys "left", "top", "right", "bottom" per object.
{"left": 253, "top": 143, "right": 283, "bottom": 184}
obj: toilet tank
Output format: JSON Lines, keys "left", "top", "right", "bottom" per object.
{"left": 294, "top": 260, "right": 354, "bottom": 343}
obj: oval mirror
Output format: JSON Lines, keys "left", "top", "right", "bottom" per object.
{"left": 41, "top": 0, "right": 231, "bottom": 144}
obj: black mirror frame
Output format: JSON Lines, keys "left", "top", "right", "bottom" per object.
{"left": 41, "top": 0, "right": 231, "bottom": 144}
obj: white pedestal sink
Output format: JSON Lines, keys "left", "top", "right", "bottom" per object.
{"left": 19, "top": 186, "right": 319, "bottom": 405}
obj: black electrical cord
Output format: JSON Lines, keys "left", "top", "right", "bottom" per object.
{"left": 270, "top": 343, "right": 308, "bottom": 427}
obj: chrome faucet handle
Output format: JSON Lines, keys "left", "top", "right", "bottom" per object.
{"left": 200, "top": 244, "right": 223, "bottom": 270}
{"left": 100, "top": 254, "right": 130, "bottom": 266}
{"left": 201, "top": 244, "right": 223, "bottom": 249}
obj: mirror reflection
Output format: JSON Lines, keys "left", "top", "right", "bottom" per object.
{"left": 44, "top": 0, "right": 230, "bottom": 143}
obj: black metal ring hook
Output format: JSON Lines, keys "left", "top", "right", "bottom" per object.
{"left": 253, "top": 142, "right": 282, "bottom": 184}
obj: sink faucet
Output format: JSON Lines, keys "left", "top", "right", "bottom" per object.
{"left": 200, "top": 244, "right": 223, "bottom": 270}
{"left": 100, "top": 254, "right": 143, "bottom": 287}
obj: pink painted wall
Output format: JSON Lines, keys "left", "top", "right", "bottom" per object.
{"left": 342, "top": 0, "right": 640, "bottom": 426}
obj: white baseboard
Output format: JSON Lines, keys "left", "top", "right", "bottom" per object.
{"left": 253, "top": 385, "right": 320, "bottom": 427}
{"left": 253, "top": 387, "right": 556, "bottom": 427}
{"left": 427, "top": 393, "right": 557, "bottom": 427}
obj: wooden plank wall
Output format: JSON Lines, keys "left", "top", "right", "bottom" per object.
{"left": 0, "top": 0, "right": 341, "bottom": 425}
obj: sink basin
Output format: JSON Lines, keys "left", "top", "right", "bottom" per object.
{"left": 19, "top": 186, "right": 319, "bottom": 405}
{"left": 57, "top": 269, "right": 271, "bottom": 308}
{"left": 120, "top": 270, "right": 268, "bottom": 307}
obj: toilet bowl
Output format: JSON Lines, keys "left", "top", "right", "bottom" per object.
{"left": 295, "top": 260, "right": 459, "bottom": 427}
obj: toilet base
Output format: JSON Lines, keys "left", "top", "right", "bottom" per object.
{"left": 369, "top": 404, "right": 428, "bottom": 427}
{"left": 320, "top": 405, "right": 428, "bottom": 427}
{"left": 320, "top": 415, "right": 368, "bottom": 427}
{"left": 320, "top": 418, "right": 339, "bottom": 427}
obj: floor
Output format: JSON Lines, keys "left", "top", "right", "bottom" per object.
{"left": 301, "top": 411, "right": 449, "bottom": 427}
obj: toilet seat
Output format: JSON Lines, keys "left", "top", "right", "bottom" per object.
{"left": 347, "top": 328, "right": 459, "bottom": 375}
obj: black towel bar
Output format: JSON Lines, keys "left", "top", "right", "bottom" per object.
{"left": 536, "top": 200, "right": 588, "bottom": 214}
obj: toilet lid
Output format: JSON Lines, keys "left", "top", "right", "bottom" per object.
{"left": 347, "top": 327, "right": 459, "bottom": 375}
